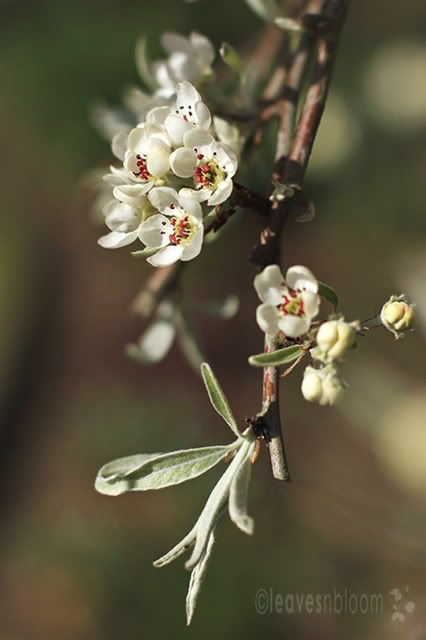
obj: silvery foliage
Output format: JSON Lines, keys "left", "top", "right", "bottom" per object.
{"left": 95, "top": 363, "right": 256, "bottom": 625}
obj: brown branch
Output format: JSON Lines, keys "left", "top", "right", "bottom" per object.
{"left": 250, "top": 0, "right": 350, "bottom": 481}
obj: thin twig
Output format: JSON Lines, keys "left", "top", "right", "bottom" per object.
{"left": 251, "top": 0, "right": 350, "bottom": 481}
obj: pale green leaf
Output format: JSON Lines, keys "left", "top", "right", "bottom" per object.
{"left": 185, "top": 433, "right": 254, "bottom": 570}
{"left": 248, "top": 345, "right": 303, "bottom": 367}
{"left": 153, "top": 523, "right": 198, "bottom": 568}
{"left": 200, "top": 363, "right": 240, "bottom": 437}
{"left": 186, "top": 530, "right": 216, "bottom": 626}
{"left": 95, "top": 444, "right": 235, "bottom": 496}
{"left": 229, "top": 448, "right": 254, "bottom": 535}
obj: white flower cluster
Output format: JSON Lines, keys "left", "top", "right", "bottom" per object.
{"left": 253, "top": 264, "right": 358, "bottom": 406}
{"left": 98, "top": 81, "right": 238, "bottom": 267}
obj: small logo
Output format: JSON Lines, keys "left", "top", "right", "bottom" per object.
{"left": 390, "top": 587, "right": 415, "bottom": 623}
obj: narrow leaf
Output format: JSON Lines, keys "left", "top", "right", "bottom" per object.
{"left": 318, "top": 281, "right": 339, "bottom": 310}
{"left": 95, "top": 444, "right": 236, "bottom": 496}
{"left": 185, "top": 434, "right": 254, "bottom": 570}
{"left": 228, "top": 443, "right": 255, "bottom": 535}
{"left": 186, "top": 530, "right": 216, "bottom": 625}
{"left": 200, "top": 363, "right": 240, "bottom": 437}
{"left": 153, "top": 522, "right": 198, "bottom": 568}
{"left": 248, "top": 345, "right": 303, "bottom": 367}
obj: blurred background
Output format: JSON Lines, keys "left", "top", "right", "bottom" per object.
{"left": 1, "top": 0, "right": 426, "bottom": 638}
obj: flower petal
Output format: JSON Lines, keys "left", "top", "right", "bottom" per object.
{"left": 286, "top": 265, "right": 318, "bottom": 293}
{"left": 152, "top": 60, "right": 175, "bottom": 90}
{"left": 147, "top": 244, "right": 184, "bottom": 267}
{"left": 194, "top": 101, "right": 211, "bottom": 130}
{"left": 104, "top": 201, "right": 140, "bottom": 232}
{"left": 183, "top": 127, "right": 214, "bottom": 149}
{"left": 161, "top": 32, "right": 192, "bottom": 55}
{"left": 113, "top": 184, "right": 147, "bottom": 204}
{"left": 207, "top": 178, "right": 233, "bottom": 206}
{"left": 136, "top": 316, "right": 176, "bottom": 362}
{"left": 181, "top": 226, "right": 204, "bottom": 261}
{"left": 178, "top": 192, "right": 203, "bottom": 220}
{"left": 190, "top": 32, "right": 215, "bottom": 67}
{"left": 164, "top": 113, "right": 192, "bottom": 146}
{"left": 256, "top": 303, "right": 280, "bottom": 335}
{"left": 176, "top": 81, "right": 202, "bottom": 106}
{"left": 169, "top": 147, "right": 196, "bottom": 178}
{"left": 146, "top": 142, "right": 171, "bottom": 177}
{"left": 111, "top": 132, "right": 128, "bottom": 161}
{"left": 301, "top": 291, "right": 320, "bottom": 319}
{"left": 146, "top": 106, "right": 172, "bottom": 127}
{"left": 97, "top": 230, "right": 139, "bottom": 249}
{"left": 139, "top": 214, "right": 171, "bottom": 248}
{"left": 168, "top": 51, "right": 199, "bottom": 83}
{"left": 148, "top": 187, "right": 180, "bottom": 213}
{"left": 277, "top": 314, "right": 310, "bottom": 338}
{"left": 254, "top": 265, "right": 285, "bottom": 305}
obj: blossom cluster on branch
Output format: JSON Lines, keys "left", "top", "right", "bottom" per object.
{"left": 91, "top": 1, "right": 416, "bottom": 625}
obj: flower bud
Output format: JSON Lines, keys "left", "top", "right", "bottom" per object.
{"left": 315, "top": 318, "right": 356, "bottom": 362}
{"left": 380, "top": 295, "right": 415, "bottom": 338}
{"left": 301, "top": 366, "right": 323, "bottom": 403}
{"left": 301, "top": 365, "right": 345, "bottom": 406}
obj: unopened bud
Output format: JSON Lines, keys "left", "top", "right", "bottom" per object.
{"left": 301, "top": 365, "right": 345, "bottom": 406}
{"left": 315, "top": 318, "right": 356, "bottom": 362}
{"left": 381, "top": 295, "right": 415, "bottom": 338}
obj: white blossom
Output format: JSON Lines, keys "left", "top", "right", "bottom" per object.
{"left": 301, "top": 365, "right": 345, "bottom": 406}
{"left": 98, "top": 194, "right": 151, "bottom": 249}
{"left": 155, "top": 32, "right": 215, "bottom": 87}
{"left": 139, "top": 187, "right": 204, "bottom": 267}
{"left": 164, "top": 82, "right": 211, "bottom": 146}
{"left": 170, "top": 128, "right": 238, "bottom": 205}
{"left": 122, "top": 122, "right": 172, "bottom": 194}
{"left": 254, "top": 265, "right": 320, "bottom": 338}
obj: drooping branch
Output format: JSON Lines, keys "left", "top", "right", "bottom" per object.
{"left": 250, "top": 0, "right": 350, "bottom": 481}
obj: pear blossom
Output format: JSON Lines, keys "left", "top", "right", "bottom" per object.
{"left": 98, "top": 193, "right": 152, "bottom": 249}
{"left": 170, "top": 128, "right": 238, "bottom": 205}
{"left": 122, "top": 32, "right": 215, "bottom": 123}
{"left": 154, "top": 32, "right": 214, "bottom": 88}
{"left": 164, "top": 82, "right": 211, "bottom": 146}
{"left": 301, "top": 365, "right": 345, "bottom": 406}
{"left": 254, "top": 265, "right": 320, "bottom": 338}
{"left": 139, "top": 187, "right": 204, "bottom": 267}
{"left": 380, "top": 294, "right": 415, "bottom": 338}
{"left": 123, "top": 122, "right": 172, "bottom": 194}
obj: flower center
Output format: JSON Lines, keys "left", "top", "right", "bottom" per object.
{"left": 281, "top": 290, "right": 304, "bottom": 317}
{"left": 194, "top": 155, "right": 226, "bottom": 190}
{"left": 134, "top": 155, "right": 151, "bottom": 181}
{"left": 160, "top": 205, "right": 197, "bottom": 246}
